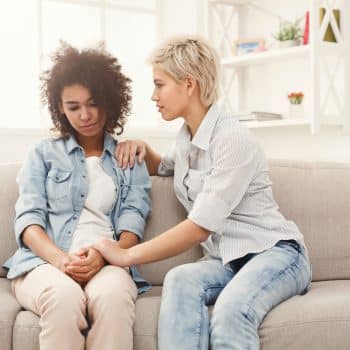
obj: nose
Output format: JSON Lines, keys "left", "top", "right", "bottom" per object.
{"left": 80, "top": 106, "right": 91, "bottom": 121}
{"left": 151, "top": 89, "right": 158, "bottom": 102}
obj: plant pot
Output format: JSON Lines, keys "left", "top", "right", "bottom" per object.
{"left": 279, "top": 40, "right": 300, "bottom": 48}
{"left": 288, "top": 103, "right": 304, "bottom": 119}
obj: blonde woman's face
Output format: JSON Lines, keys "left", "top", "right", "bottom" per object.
{"left": 151, "top": 67, "right": 189, "bottom": 121}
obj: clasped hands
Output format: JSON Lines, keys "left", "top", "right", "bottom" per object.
{"left": 59, "top": 239, "right": 132, "bottom": 285}
{"left": 59, "top": 247, "right": 106, "bottom": 285}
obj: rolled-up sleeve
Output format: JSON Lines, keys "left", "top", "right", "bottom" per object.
{"left": 115, "top": 161, "right": 151, "bottom": 240}
{"left": 15, "top": 143, "right": 48, "bottom": 248}
{"left": 188, "top": 128, "right": 258, "bottom": 233}
{"left": 157, "top": 143, "right": 176, "bottom": 176}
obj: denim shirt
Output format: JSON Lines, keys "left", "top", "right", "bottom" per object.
{"left": 3, "top": 133, "right": 151, "bottom": 293}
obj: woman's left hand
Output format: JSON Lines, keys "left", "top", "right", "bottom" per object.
{"left": 65, "top": 247, "right": 106, "bottom": 284}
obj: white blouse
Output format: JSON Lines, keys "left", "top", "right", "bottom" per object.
{"left": 69, "top": 156, "right": 116, "bottom": 253}
{"left": 158, "top": 104, "right": 304, "bottom": 266}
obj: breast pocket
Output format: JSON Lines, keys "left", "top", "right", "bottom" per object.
{"left": 46, "top": 168, "right": 72, "bottom": 200}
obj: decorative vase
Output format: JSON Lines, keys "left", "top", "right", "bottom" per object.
{"left": 288, "top": 103, "right": 304, "bottom": 119}
{"left": 279, "top": 40, "right": 300, "bottom": 48}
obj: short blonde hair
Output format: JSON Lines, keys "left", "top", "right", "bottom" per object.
{"left": 149, "top": 36, "right": 220, "bottom": 106}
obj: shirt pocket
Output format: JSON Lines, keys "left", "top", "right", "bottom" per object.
{"left": 46, "top": 168, "right": 72, "bottom": 200}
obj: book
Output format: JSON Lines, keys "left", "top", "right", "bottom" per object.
{"left": 303, "top": 11, "right": 310, "bottom": 45}
{"left": 232, "top": 111, "right": 283, "bottom": 122}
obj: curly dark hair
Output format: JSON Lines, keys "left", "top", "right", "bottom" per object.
{"left": 41, "top": 42, "right": 132, "bottom": 137}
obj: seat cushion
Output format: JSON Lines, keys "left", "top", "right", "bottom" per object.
{"left": 260, "top": 280, "right": 350, "bottom": 349}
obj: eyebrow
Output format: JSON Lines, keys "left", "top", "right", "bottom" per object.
{"left": 154, "top": 79, "right": 163, "bottom": 83}
{"left": 63, "top": 97, "right": 94, "bottom": 104}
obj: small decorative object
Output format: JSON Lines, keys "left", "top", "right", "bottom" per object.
{"left": 288, "top": 92, "right": 304, "bottom": 118}
{"left": 233, "top": 38, "right": 266, "bottom": 55}
{"left": 319, "top": 7, "right": 341, "bottom": 43}
{"left": 303, "top": 11, "right": 310, "bottom": 45}
{"left": 273, "top": 18, "right": 303, "bottom": 48}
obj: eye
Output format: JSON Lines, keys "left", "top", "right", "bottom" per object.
{"left": 68, "top": 106, "right": 79, "bottom": 111}
{"left": 155, "top": 83, "right": 163, "bottom": 88}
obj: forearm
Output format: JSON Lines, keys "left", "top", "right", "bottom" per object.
{"left": 118, "top": 231, "right": 139, "bottom": 249}
{"left": 144, "top": 143, "right": 161, "bottom": 175}
{"left": 22, "top": 224, "right": 66, "bottom": 268}
{"left": 128, "top": 219, "right": 209, "bottom": 265}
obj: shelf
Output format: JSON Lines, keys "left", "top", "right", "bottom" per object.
{"left": 208, "top": 0, "right": 248, "bottom": 5}
{"left": 242, "top": 119, "right": 311, "bottom": 128}
{"left": 221, "top": 45, "right": 310, "bottom": 68}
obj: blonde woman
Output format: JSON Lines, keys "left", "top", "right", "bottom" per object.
{"left": 93, "top": 36, "right": 312, "bottom": 350}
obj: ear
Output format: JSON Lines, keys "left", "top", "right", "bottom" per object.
{"left": 185, "top": 76, "right": 197, "bottom": 97}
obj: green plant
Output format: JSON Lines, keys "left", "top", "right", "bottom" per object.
{"left": 273, "top": 18, "right": 303, "bottom": 41}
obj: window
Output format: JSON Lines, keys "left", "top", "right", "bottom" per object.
{"left": 0, "top": 0, "right": 158, "bottom": 130}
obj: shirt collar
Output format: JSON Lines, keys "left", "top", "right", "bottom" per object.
{"left": 177, "top": 104, "right": 220, "bottom": 151}
{"left": 65, "top": 132, "right": 116, "bottom": 156}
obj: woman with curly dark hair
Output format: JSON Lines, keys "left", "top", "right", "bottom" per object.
{"left": 3, "top": 43, "right": 151, "bottom": 350}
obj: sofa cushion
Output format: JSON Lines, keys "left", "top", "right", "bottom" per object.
{"left": 0, "top": 278, "right": 22, "bottom": 350}
{"left": 0, "top": 163, "right": 20, "bottom": 277}
{"left": 269, "top": 160, "right": 350, "bottom": 281}
{"left": 139, "top": 176, "right": 203, "bottom": 285}
{"left": 260, "top": 280, "right": 350, "bottom": 349}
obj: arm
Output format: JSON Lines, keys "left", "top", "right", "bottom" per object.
{"left": 115, "top": 160, "right": 151, "bottom": 240}
{"left": 94, "top": 219, "right": 209, "bottom": 267}
{"left": 22, "top": 225, "right": 81, "bottom": 271}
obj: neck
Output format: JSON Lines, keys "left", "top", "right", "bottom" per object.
{"left": 183, "top": 101, "right": 210, "bottom": 138}
{"left": 76, "top": 132, "right": 104, "bottom": 157}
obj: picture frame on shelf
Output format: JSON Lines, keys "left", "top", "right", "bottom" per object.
{"left": 233, "top": 38, "right": 266, "bottom": 56}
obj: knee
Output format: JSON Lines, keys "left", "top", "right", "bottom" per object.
{"left": 163, "top": 265, "right": 193, "bottom": 291}
{"left": 39, "top": 280, "right": 86, "bottom": 322}
{"left": 211, "top": 299, "right": 259, "bottom": 332}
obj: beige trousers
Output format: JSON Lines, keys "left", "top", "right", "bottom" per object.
{"left": 12, "top": 263, "right": 138, "bottom": 350}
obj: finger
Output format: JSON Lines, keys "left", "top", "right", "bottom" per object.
{"left": 74, "top": 247, "right": 89, "bottom": 258}
{"left": 122, "top": 142, "right": 131, "bottom": 169}
{"left": 138, "top": 147, "right": 146, "bottom": 163}
{"left": 66, "top": 263, "right": 91, "bottom": 273}
{"left": 117, "top": 143, "right": 125, "bottom": 167}
{"left": 129, "top": 144, "right": 138, "bottom": 168}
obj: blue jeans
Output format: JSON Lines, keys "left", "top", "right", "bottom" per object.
{"left": 158, "top": 240, "right": 312, "bottom": 350}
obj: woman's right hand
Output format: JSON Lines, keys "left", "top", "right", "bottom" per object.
{"left": 116, "top": 139, "right": 147, "bottom": 169}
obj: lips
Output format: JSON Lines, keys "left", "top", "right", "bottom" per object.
{"left": 81, "top": 122, "right": 97, "bottom": 129}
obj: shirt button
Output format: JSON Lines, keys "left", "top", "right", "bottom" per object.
{"left": 68, "top": 231, "right": 72, "bottom": 235}
{"left": 82, "top": 174, "right": 86, "bottom": 179}
{"left": 81, "top": 159, "right": 85, "bottom": 163}
{"left": 80, "top": 194, "right": 85, "bottom": 198}
{"left": 55, "top": 176, "right": 59, "bottom": 181}
{"left": 73, "top": 215, "right": 77, "bottom": 220}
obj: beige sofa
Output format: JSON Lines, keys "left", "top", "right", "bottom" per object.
{"left": 1, "top": 160, "right": 350, "bottom": 350}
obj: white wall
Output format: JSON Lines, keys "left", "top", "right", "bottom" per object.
{"left": 1, "top": 0, "right": 350, "bottom": 164}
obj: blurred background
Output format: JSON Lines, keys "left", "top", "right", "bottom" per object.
{"left": 1, "top": 0, "right": 349, "bottom": 163}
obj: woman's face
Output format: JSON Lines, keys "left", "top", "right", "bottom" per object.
{"left": 151, "top": 67, "right": 189, "bottom": 121}
{"left": 60, "top": 84, "right": 106, "bottom": 138}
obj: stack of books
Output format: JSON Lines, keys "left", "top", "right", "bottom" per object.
{"left": 232, "top": 111, "right": 283, "bottom": 122}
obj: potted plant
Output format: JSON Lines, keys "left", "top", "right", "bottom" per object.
{"left": 287, "top": 91, "right": 304, "bottom": 119}
{"left": 273, "top": 18, "right": 303, "bottom": 48}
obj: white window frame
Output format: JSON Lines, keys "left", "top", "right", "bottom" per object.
{"left": 1, "top": 0, "right": 162, "bottom": 137}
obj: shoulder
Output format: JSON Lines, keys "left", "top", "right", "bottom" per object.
{"left": 210, "top": 113, "right": 259, "bottom": 153}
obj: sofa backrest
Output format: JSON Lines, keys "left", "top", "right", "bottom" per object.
{"left": 1, "top": 160, "right": 350, "bottom": 283}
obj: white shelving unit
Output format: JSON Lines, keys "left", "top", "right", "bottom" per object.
{"left": 205, "top": 0, "right": 350, "bottom": 133}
